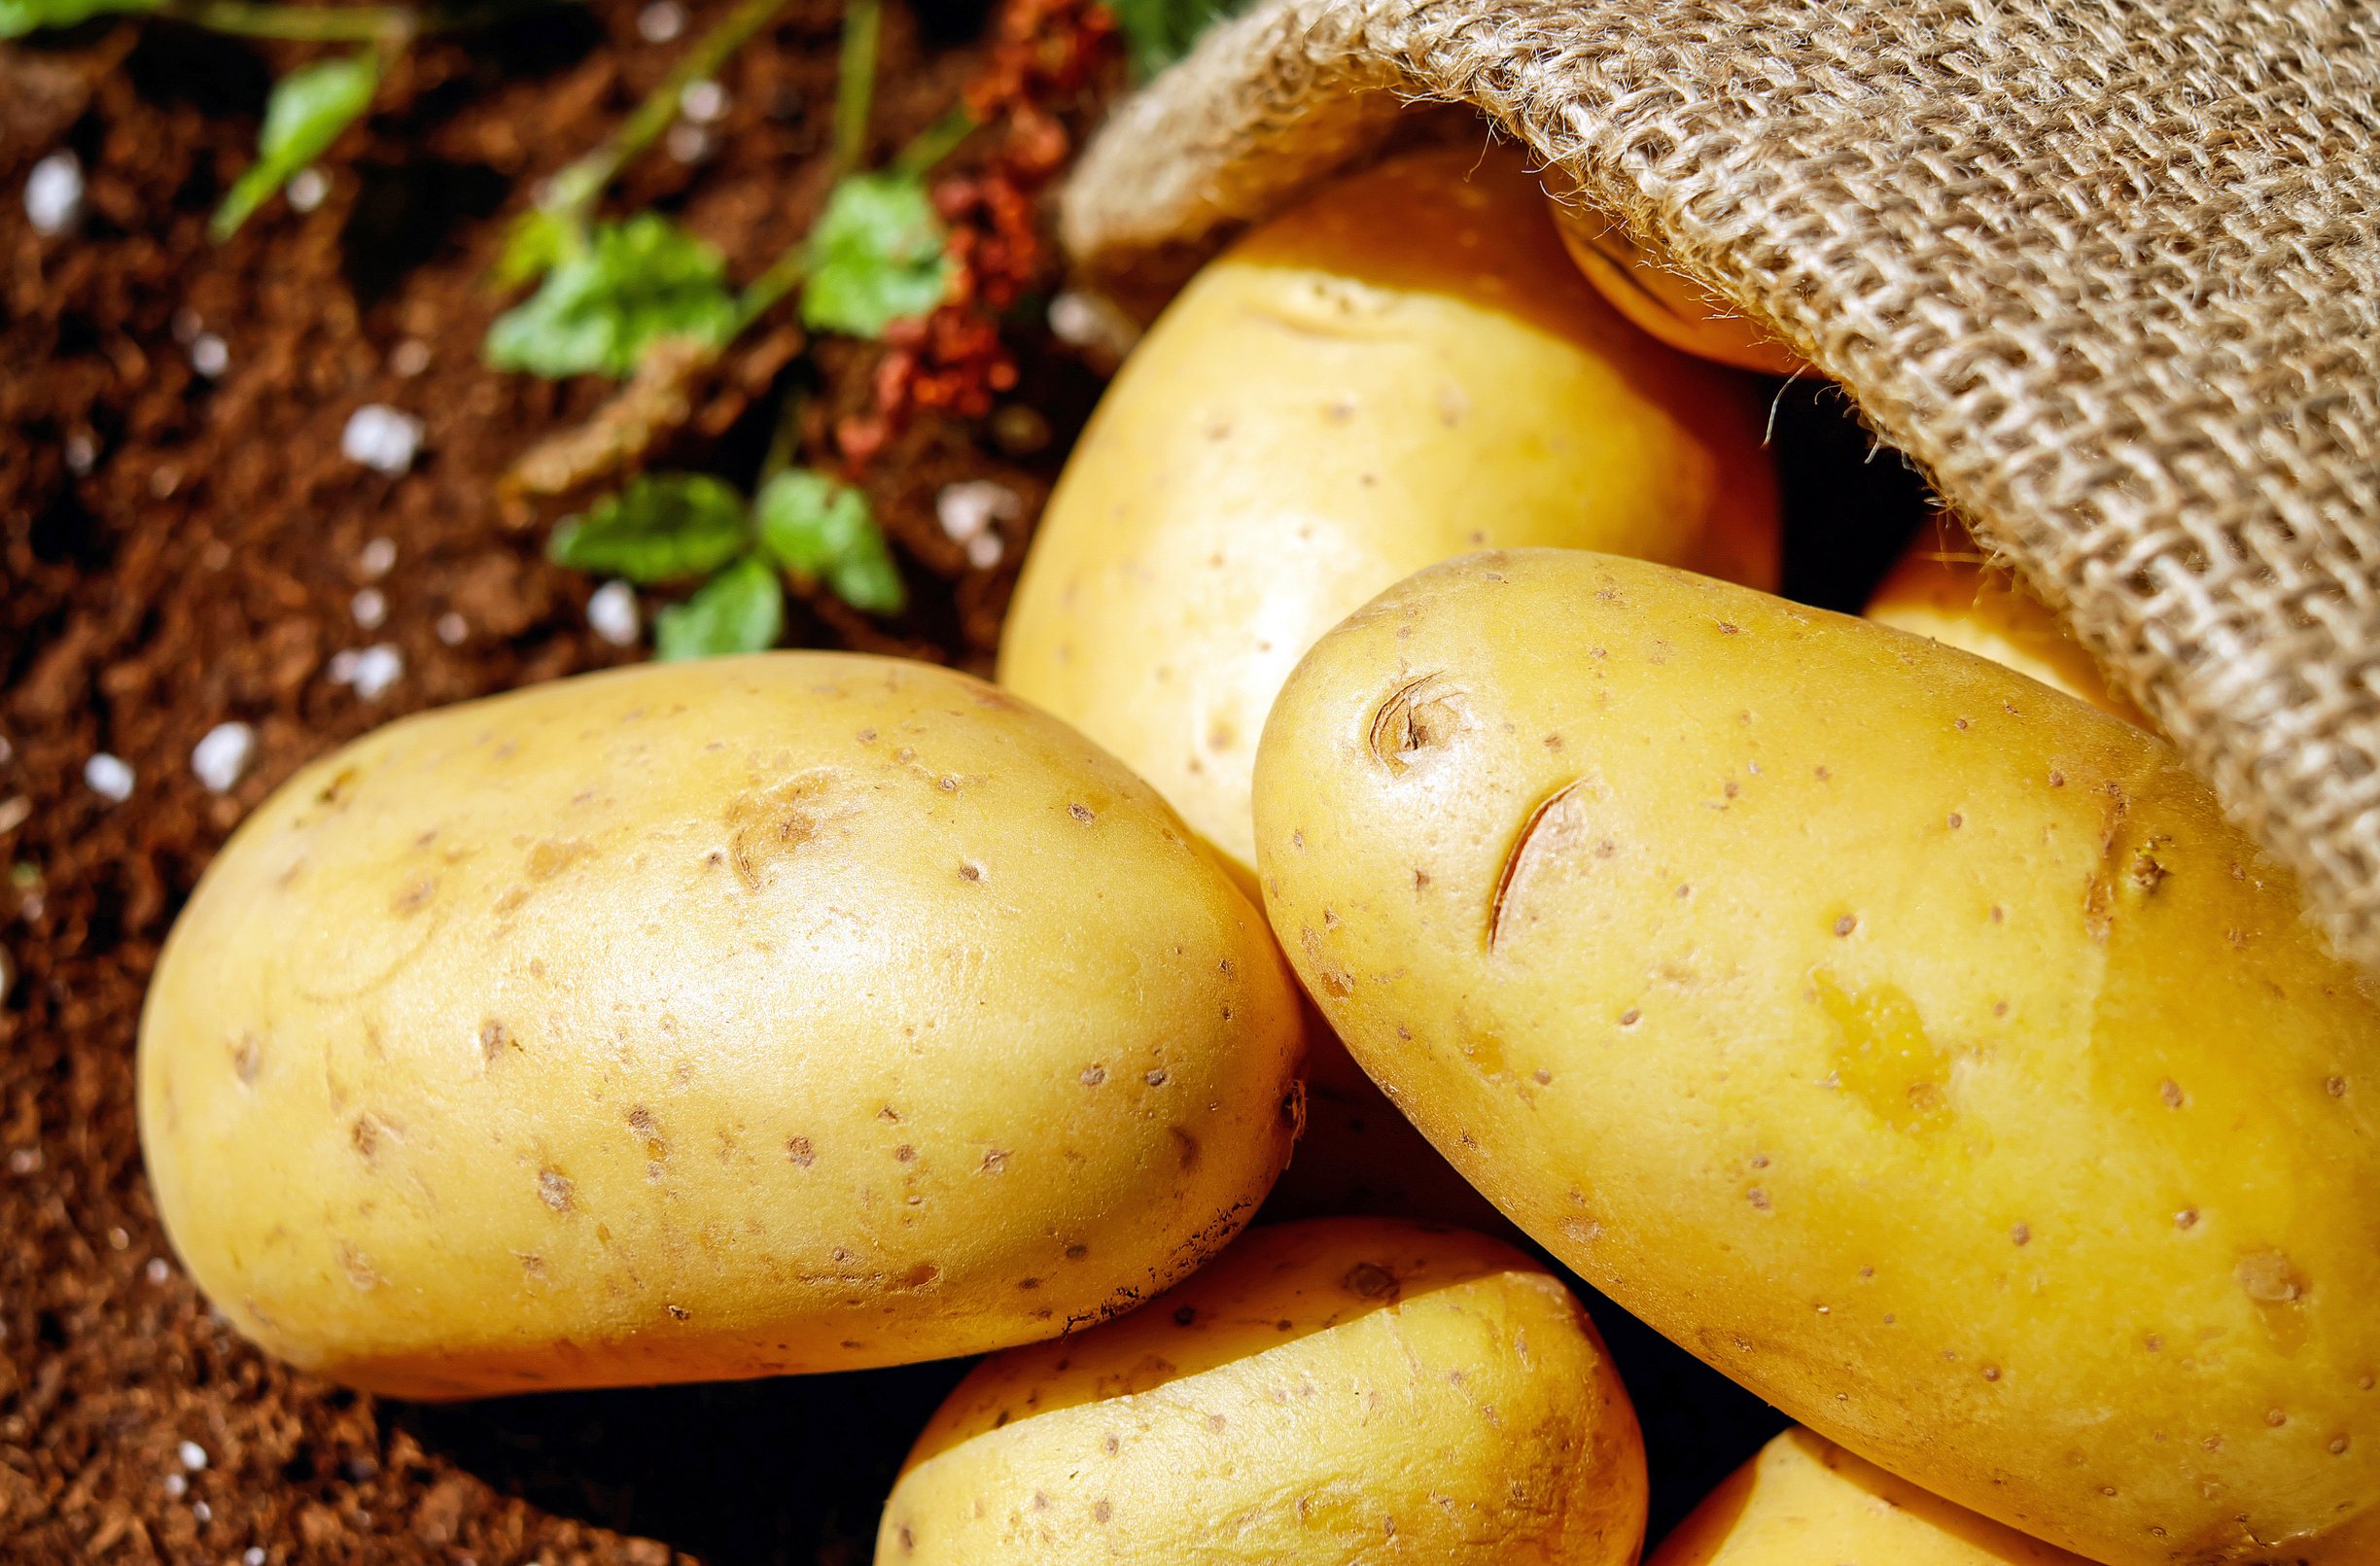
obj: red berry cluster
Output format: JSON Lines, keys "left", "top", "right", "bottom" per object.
{"left": 837, "top": 0, "right": 1118, "bottom": 465}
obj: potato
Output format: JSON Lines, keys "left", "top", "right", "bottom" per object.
{"left": 876, "top": 1217, "right": 1646, "bottom": 1565}
{"left": 1000, "top": 142, "right": 1779, "bottom": 884}
{"left": 139, "top": 653, "right": 1304, "bottom": 1398}
{"left": 1866, "top": 517, "right": 2142, "bottom": 725}
{"left": 1650, "top": 1428, "right": 2091, "bottom": 1566}
{"left": 1544, "top": 200, "right": 1808, "bottom": 378}
{"left": 1252, "top": 550, "right": 2380, "bottom": 1565}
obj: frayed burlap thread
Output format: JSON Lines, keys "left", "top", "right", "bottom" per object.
{"left": 1061, "top": 0, "right": 2380, "bottom": 978}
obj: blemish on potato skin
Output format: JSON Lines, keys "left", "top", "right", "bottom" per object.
{"left": 479, "top": 1020, "right": 511, "bottom": 1062}
{"left": 537, "top": 1168, "right": 575, "bottom": 1212}
{"left": 391, "top": 877, "right": 437, "bottom": 914}
{"left": 787, "top": 1136, "right": 815, "bottom": 1166}
{"left": 231, "top": 1035, "right": 262, "bottom": 1084}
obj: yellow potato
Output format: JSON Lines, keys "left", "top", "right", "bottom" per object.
{"left": 1001, "top": 142, "right": 1779, "bottom": 884}
{"left": 139, "top": 654, "right": 1304, "bottom": 1398}
{"left": 1544, "top": 201, "right": 1809, "bottom": 379}
{"left": 1651, "top": 1428, "right": 2091, "bottom": 1566}
{"left": 1252, "top": 550, "right": 2380, "bottom": 1565}
{"left": 877, "top": 1218, "right": 1646, "bottom": 1565}
{"left": 1866, "top": 517, "right": 2143, "bottom": 726}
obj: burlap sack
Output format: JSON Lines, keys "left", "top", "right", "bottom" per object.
{"left": 1057, "top": 0, "right": 2380, "bottom": 977}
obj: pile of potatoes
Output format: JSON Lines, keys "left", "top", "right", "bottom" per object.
{"left": 138, "top": 145, "right": 2377, "bottom": 1565}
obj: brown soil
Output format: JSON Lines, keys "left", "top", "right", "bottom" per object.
{"left": 0, "top": 1, "right": 1933, "bottom": 1557}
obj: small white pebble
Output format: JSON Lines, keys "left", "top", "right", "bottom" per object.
{"left": 665, "top": 124, "right": 711, "bottom": 164}
{"left": 341, "top": 404, "right": 424, "bottom": 474}
{"left": 586, "top": 580, "right": 640, "bottom": 646}
{"left": 934, "top": 479, "right": 1022, "bottom": 543}
{"left": 23, "top": 151, "right": 84, "bottom": 237}
{"left": 0, "top": 797, "right": 28, "bottom": 834}
{"left": 245, "top": 1549, "right": 266, "bottom": 1566}
{"left": 285, "top": 166, "right": 329, "bottom": 213}
{"left": 344, "top": 644, "right": 403, "bottom": 701}
{"left": 357, "top": 536, "right": 398, "bottom": 578}
{"left": 63, "top": 432, "right": 97, "bottom": 474}
{"left": 191, "top": 334, "right": 229, "bottom": 379}
{"left": 965, "top": 531, "right": 1004, "bottom": 570}
{"left": 436, "top": 611, "right": 469, "bottom": 646}
{"left": 146, "top": 1257, "right": 171, "bottom": 1284}
{"left": 6, "top": 1148, "right": 37, "bottom": 1175}
{"left": 351, "top": 587, "right": 387, "bottom": 630}
{"left": 192, "top": 1500, "right": 213, "bottom": 1523}
{"left": 389, "top": 339, "right": 431, "bottom": 378}
{"left": 84, "top": 752, "right": 134, "bottom": 803}
{"left": 178, "top": 1440, "right": 209, "bottom": 1472}
{"left": 636, "top": 0, "right": 684, "bottom": 39}
{"left": 680, "top": 79, "right": 729, "bottom": 124}
{"left": 191, "top": 722, "right": 257, "bottom": 794}
{"left": 1047, "top": 290, "right": 1141, "bottom": 360}
{"left": 163, "top": 1473, "right": 188, "bottom": 1499}
{"left": 327, "top": 648, "right": 361, "bottom": 684}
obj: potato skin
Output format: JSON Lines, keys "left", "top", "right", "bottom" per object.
{"left": 1252, "top": 551, "right": 2380, "bottom": 1565}
{"left": 999, "top": 143, "right": 1778, "bottom": 882}
{"left": 139, "top": 653, "right": 1303, "bottom": 1398}
{"left": 1543, "top": 200, "right": 1808, "bottom": 379}
{"left": 877, "top": 1218, "right": 1647, "bottom": 1566}
{"left": 1866, "top": 517, "right": 2143, "bottom": 726}
{"left": 1651, "top": 1428, "right": 2091, "bottom": 1566}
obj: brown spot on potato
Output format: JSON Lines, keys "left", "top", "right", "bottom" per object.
{"left": 979, "top": 1148, "right": 1007, "bottom": 1173}
{"left": 1173, "top": 1306, "right": 1197, "bottom": 1326}
{"left": 2328, "top": 1075, "right": 2349, "bottom": 1097}
{"left": 1170, "top": 1128, "right": 1200, "bottom": 1170}
{"left": 666, "top": 1304, "right": 690, "bottom": 1320}
{"left": 723, "top": 770, "right": 833, "bottom": 891}
{"left": 787, "top": 1136, "right": 815, "bottom": 1166}
{"left": 350, "top": 1115, "right": 379, "bottom": 1160}
{"left": 231, "top": 1035, "right": 262, "bottom": 1084}
{"left": 958, "top": 862, "right": 982, "bottom": 882}
{"left": 900, "top": 1263, "right": 940, "bottom": 1289}
{"left": 1065, "top": 1244, "right": 1088, "bottom": 1261}
{"left": 1834, "top": 914, "right": 1857, "bottom": 937}
{"left": 538, "top": 1168, "right": 575, "bottom": 1212}
{"left": 2237, "top": 1251, "right": 2305, "bottom": 1303}
{"left": 1080, "top": 1065, "right": 1107, "bottom": 1087}
{"left": 392, "top": 877, "right": 437, "bottom": 914}
{"left": 1298, "top": 927, "right": 1353, "bottom": 997}
{"left": 525, "top": 839, "right": 589, "bottom": 880}
{"left": 336, "top": 1244, "right": 379, "bottom": 1290}
{"left": 1747, "top": 1189, "right": 1771, "bottom": 1210}
{"left": 2012, "top": 1223, "right": 2032, "bottom": 1246}
{"left": 894, "top": 1144, "right": 916, "bottom": 1163}
{"left": 479, "top": 1020, "right": 510, "bottom": 1061}
{"left": 1343, "top": 1262, "right": 1399, "bottom": 1301}
{"left": 1092, "top": 1501, "right": 1112, "bottom": 1523}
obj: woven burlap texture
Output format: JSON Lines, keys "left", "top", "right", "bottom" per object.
{"left": 1060, "top": 0, "right": 2380, "bottom": 976}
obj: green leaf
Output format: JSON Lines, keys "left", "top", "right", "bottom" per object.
{"left": 800, "top": 172, "right": 953, "bottom": 339}
{"left": 212, "top": 52, "right": 380, "bottom": 239}
{"left": 485, "top": 213, "right": 740, "bottom": 379}
{"left": 549, "top": 473, "right": 752, "bottom": 584}
{"left": 755, "top": 469, "right": 906, "bottom": 614}
{"left": 655, "top": 556, "right": 785, "bottom": 661}
{"left": 0, "top": 0, "right": 155, "bottom": 37}
{"left": 1106, "top": 0, "right": 1249, "bottom": 77}
{"left": 491, "top": 206, "right": 582, "bottom": 289}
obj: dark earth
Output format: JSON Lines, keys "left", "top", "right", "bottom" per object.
{"left": 0, "top": 0, "right": 1936, "bottom": 1556}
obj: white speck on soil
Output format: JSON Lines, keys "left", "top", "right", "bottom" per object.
{"left": 935, "top": 480, "right": 1022, "bottom": 542}
{"left": 84, "top": 753, "right": 134, "bottom": 803}
{"left": 358, "top": 536, "right": 398, "bottom": 578}
{"left": 351, "top": 586, "right": 387, "bottom": 630}
{"left": 191, "top": 334, "right": 229, "bottom": 379}
{"left": 0, "top": 797, "right": 28, "bottom": 834}
{"left": 341, "top": 404, "right": 425, "bottom": 473}
{"left": 163, "top": 1473, "right": 187, "bottom": 1499}
{"left": 63, "top": 432, "right": 96, "bottom": 473}
{"left": 178, "top": 1440, "right": 208, "bottom": 1471}
{"left": 681, "top": 79, "right": 729, "bottom": 122}
{"left": 286, "top": 166, "right": 329, "bottom": 212}
{"left": 1048, "top": 290, "right": 1141, "bottom": 359}
{"left": 332, "top": 644, "right": 404, "bottom": 701}
{"left": 587, "top": 580, "right": 640, "bottom": 646}
{"left": 637, "top": 0, "right": 684, "bottom": 39}
{"left": 437, "top": 611, "right": 469, "bottom": 645}
{"left": 23, "top": 151, "right": 84, "bottom": 237}
{"left": 146, "top": 1257, "right": 171, "bottom": 1284}
{"left": 389, "top": 339, "right": 431, "bottom": 377}
{"left": 665, "top": 123, "right": 711, "bottom": 163}
{"left": 191, "top": 722, "right": 257, "bottom": 794}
